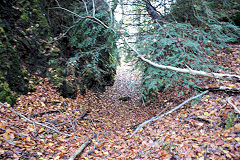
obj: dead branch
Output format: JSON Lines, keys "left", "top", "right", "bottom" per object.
{"left": 0, "top": 102, "right": 72, "bottom": 136}
{"left": 181, "top": 115, "right": 212, "bottom": 124}
{"left": 0, "top": 128, "right": 27, "bottom": 138}
{"left": 68, "top": 138, "right": 92, "bottom": 160}
{"left": 79, "top": 110, "right": 90, "bottom": 120}
{"left": 52, "top": 4, "right": 112, "bottom": 30}
{"left": 228, "top": 97, "right": 240, "bottom": 114}
{"left": 129, "top": 90, "right": 209, "bottom": 138}
{"left": 31, "top": 110, "right": 66, "bottom": 118}
{"left": 87, "top": 132, "right": 100, "bottom": 155}
{"left": 92, "top": 0, "right": 95, "bottom": 17}
{"left": 139, "top": 56, "right": 240, "bottom": 82}
{"left": 123, "top": 36, "right": 240, "bottom": 83}
{"left": 53, "top": 3, "right": 240, "bottom": 82}
{"left": 200, "top": 86, "right": 240, "bottom": 94}
{"left": 73, "top": 110, "right": 90, "bottom": 123}
{"left": 44, "top": 101, "right": 61, "bottom": 103}
{"left": 82, "top": 0, "right": 89, "bottom": 15}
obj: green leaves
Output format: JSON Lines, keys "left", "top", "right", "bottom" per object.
{"left": 122, "top": 0, "right": 239, "bottom": 101}
{"left": 64, "top": 0, "right": 119, "bottom": 93}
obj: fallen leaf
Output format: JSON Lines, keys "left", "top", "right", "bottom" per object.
{"left": 234, "top": 123, "right": 240, "bottom": 132}
{"left": 215, "top": 139, "right": 224, "bottom": 146}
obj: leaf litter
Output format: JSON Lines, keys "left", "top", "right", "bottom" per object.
{"left": 0, "top": 45, "right": 239, "bottom": 159}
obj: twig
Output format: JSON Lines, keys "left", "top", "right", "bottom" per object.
{"left": 68, "top": 138, "right": 92, "bottom": 160}
{"left": 52, "top": 6, "right": 85, "bottom": 19}
{"left": 73, "top": 110, "right": 90, "bottom": 123}
{"left": 82, "top": 0, "right": 89, "bottom": 15}
{"left": 228, "top": 97, "right": 240, "bottom": 114}
{"left": 55, "top": 121, "right": 70, "bottom": 127}
{"left": 0, "top": 102, "right": 72, "bottom": 136}
{"left": 92, "top": 0, "right": 95, "bottom": 17}
{"left": 0, "top": 128, "right": 27, "bottom": 138}
{"left": 52, "top": 5, "right": 111, "bottom": 30}
{"left": 44, "top": 101, "right": 61, "bottom": 103}
{"left": 141, "top": 96, "right": 146, "bottom": 107}
{"left": 40, "top": 120, "right": 60, "bottom": 134}
{"left": 128, "top": 90, "right": 209, "bottom": 138}
{"left": 31, "top": 109, "right": 66, "bottom": 118}
{"left": 104, "top": 0, "right": 113, "bottom": 24}
{"left": 55, "top": 0, "right": 60, "bottom": 7}
{"left": 61, "top": 110, "right": 78, "bottom": 137}
{"left": 86, "top": 132, "right": 99, "bottom": 156}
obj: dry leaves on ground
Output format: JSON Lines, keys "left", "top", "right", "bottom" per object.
{"left": 0, "top": 45, "right": 239, "bottom": 159}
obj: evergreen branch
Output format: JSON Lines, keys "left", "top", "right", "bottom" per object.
{"left": 122, "top": 36, "right": 240, "bottom": 82}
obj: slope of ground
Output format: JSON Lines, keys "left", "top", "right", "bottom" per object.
{"left": 0, "top": 45, "right": 239, "bottom": 159}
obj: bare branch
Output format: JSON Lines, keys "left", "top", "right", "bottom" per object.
{"left": 52, "top": 5, "right": 112, "bottom": 31}
{"left": 68, "top": 138, "right": 92, "bottom": 160}
{"left": 55, "top": 0, "right": 60, "bottom": 7}
{"left": 228, "top": 97, "right": 240, "bottom": 114}
{"left": 104, "top": 0, "right": 113, "bottom": 24}
{"left": 52, "top": 6, "right": 85, "bottom": 19}
{"left": 200, "top": 86, "right": 240, "bottom": 94}
{"left": 0, "top": 128, "right": 27, "bottom": 138}
{"left": 140, "top": 56, "right": 240, "bottom": 82}
{"left": 31, "top": 109, "right": 66, "bottom": 118}
{"left": 129, "top": 90, "right": 209, "bottom": 138}
{"left": 0, "top": 102, "right": 72, "bottom": 137}
{"left": 123, "top": 36, "right": 240, "bottom": 82}
{"left": 92, "top": 0, "right": 96, "bottom": 17}
{"left": 82, "top": 0, "right": 89, "bottom": 15}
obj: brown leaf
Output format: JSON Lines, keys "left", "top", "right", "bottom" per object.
{"left": 234, "top": 123, "right": 240, "bottom": 132}
{"left": 215, "top": 138, "right": 224, "bottom": 146}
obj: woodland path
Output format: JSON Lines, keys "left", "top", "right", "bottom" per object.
{"left": 79, "top": 59, "right": 156, "bottom": 132}
{"left": 1, "top": 45, "right": 240, "bottom": 159}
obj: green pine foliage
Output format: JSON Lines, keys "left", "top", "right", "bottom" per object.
{"left": 225, "top": 112, "right": 236, "bottom": 130}
{"left": 127, "top": 0, "right": 240, "bottom": 100}
{"left": 65, "top": 0, "right": 119, "bottom": 93}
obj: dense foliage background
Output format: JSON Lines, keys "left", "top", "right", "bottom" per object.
{"left": 0, "top": 0, "right": 239, "bottom": 104}
{"left": 122, "top": 0, "right": 240, "bottom": 100}
{"left": 0, "top": 0, "right": 119, "bottom": 104}
{"left": 1, "top": 1, "right": 240, "bottom": 159}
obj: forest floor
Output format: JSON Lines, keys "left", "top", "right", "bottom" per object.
{"left": 0, "top": 45, "right": 240, "bottom": 160}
